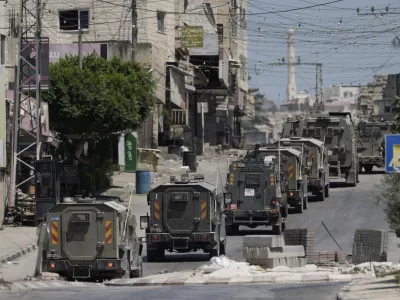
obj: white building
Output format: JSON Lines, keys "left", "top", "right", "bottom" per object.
{"left": 323, "top": 84, "right": 359, "bottom": 112}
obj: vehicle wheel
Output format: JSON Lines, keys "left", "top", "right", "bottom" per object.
{"left": 158, "top": 249, "right": 165, "bottom": 259}
{"left": 318, "top": 191, "right": 325, "bottom": 202}
{"left": 303, "top": 195, "right": 309, "bottom": 210}
{"left": 324, "top": 185, "right": 329, "bottom": 198}
{"left": 358, "top": 163, "right": 363, "bottom": 174}
{"left": 280, "top": 196, "right": 288, "bottom": 218}
{"left": 364, "top": 164, "right": 373, "bottom": 173}
{"left": 220, "top": 240, "right": 226, "bottom": 255}
{"left": 272, "top": 220, "right": 283, "bottom": 235}
{"left": 294, "top": 202, "right": 303, "bottom": 214}
{"left": 146, "top": 249, "right": 158, "bottom": 262}
{"left": 209, "top": 243, "right": 220, "bottom": 259}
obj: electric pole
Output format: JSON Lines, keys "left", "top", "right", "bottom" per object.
{"left": 266, "top": 61, "right": 324, "bottom": 112}
{"left": 9, "top": 0, "right": 43, "bottom": 208}
{"left": 131, "top": 0, "right": 137, "bottom": 61}
{"left": 78, "top": 29, "right": 82, "bottom": 69}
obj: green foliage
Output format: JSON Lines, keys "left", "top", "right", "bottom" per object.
{"left": 42, "top": 53, "right": 156, "bottom": 137}
{"left": 376, "top": 173, "right": 400, "bottom": 231}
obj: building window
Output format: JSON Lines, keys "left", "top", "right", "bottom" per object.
{"left": 59, "top": 9, "right": 89, "bottom": 31}
{"left": 157, "top": 12, "right": 165, "bottom": 33}
{"left": 384, "top": 106, "right": 391, "bottom": 113}
{"left": 0, "top": 35, "right": 5, "bottom": 65}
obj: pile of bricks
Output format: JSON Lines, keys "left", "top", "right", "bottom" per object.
{"left": 352, "top": 229, "right": 388, "bottom": 264}
{"left": 310, "top": 251, "right": 347, "bottom": 264}
{"left": 243, "top": 235, "right": 306, "bottom": 268}
{"left": 283, "top": 229, "right": 315, "bottom": 263}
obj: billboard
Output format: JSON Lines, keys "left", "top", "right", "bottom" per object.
{"left": 385, "top": 134, "right": 400, "bottom": 172}
{"left": 182, "top": 26, "right": 204, "bottom": 48}
{"left": 21, "top": 37, "right": 50, "bottom": 90}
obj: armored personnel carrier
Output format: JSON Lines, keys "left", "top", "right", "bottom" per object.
{"left": 225, "top": 150, "right": 288, "bottom": 235}
{"left": 140, "top": 173, "right": 226, "bottom": 261}
{"left": 252, "top": 145, "right": 309, "bottom": 214}
{"left": 280, "top": 137, "right": 330, "bottom": 201}
{"left": 282, "top": 112, "right": 358, "bottom": 186}
{"left": 357, "top": 120, "right": 393, "bottom": 173}
{"left": 35, "top": 198, "right": 143, "bottom": 280}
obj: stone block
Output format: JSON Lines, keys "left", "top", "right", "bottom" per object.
{"left": 244, "top": 245, "right": 305, "bottom": 260}
{"left": 243, "top": 235, "right": 285, "bottom": 248}
{"left": 246, "top": 256, "right": 306, "bottom": 269}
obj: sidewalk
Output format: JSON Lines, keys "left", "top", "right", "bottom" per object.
{"left": 337, "top": 275, "right": 400, "bottom": 300}
{"left": 0, "top": 227, "right": 37, "bottom": 265}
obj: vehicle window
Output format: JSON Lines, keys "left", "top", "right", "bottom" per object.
{"left": 245, "top": 174, "right": 260, "bottom": 187}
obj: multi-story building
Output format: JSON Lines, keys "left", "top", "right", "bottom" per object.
{"left": 323, "top": 84, "right": 359, "bottom": 113}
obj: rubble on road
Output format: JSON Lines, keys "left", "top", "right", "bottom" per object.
{"left": 339, "top": 262, "right": 400, "bottom": 276}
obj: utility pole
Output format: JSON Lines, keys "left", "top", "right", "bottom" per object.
{"left": 78, "top": 29, "right": 82, "bottom": 69}
{"left": 267, "top": 61, "right": 324, "bottom": 112}
{"left": 9, "top": 0, "right": 43, "bottom": 208}
{"left": 131, "top": 0, "right": 137, "bottom": 61}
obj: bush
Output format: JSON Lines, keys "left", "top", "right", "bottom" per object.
{"left": 377, "top": 173, "right": 400, "bottom": 231}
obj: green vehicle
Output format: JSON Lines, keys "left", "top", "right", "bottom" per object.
{"left": 280, "top": 137, "right": 330, "bottom": 202}
{"left": 140, "top": 174, "right": 227, "bottom": 261}
{"left": 224, "top": 148, "right": 288, "bottom": 235}
{"left": 282, "top": 112, "right": 359, "bottom": 187}
{"left": 256, "top": 145, "right": 309, "bottom": 214}
{"left": 35, "top": 199, "right": 143, "bottom": 280}
{"left": 357, "top": 120, "right": 393, "bottom": 173}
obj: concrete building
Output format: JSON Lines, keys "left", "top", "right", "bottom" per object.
{"left": 323, "top": 84, "right": 359, "bottom": 113}
{"left": 359, "top": 74, "right": 400, "bottom": 121}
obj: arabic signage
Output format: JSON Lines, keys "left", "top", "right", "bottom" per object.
{"left": 182, "top": 26, "right": 204, "bottom": 48}
{"left": 124, "top": 132, "right": 137, "bottom": 173}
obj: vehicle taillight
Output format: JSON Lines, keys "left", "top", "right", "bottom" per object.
{"left": 289, "top": 192, "right": 294, "bottom": 197}
{"left": 152, "top": 234, "right": 159, "bottom": 241}
{"left": 202, "top": 235, "right": 208, "bottom": 241}
{"left": 49, "top": 262, "right": 56, "bottom": 269}
{"left": 271, "top": 199, "right": 277, "bottom": 205}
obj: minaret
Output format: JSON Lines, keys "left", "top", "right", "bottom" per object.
{"left": 287, "top": 29, "right": 297, "bottom": 100}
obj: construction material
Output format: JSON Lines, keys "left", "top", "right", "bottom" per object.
{"left": 284, "top": 228, "right": 315, "bottom": 263}
{"left": 352, "top": 229, "right": 388, "bottom": 264}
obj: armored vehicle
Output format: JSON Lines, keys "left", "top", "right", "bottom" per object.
{"left": 282, "top": 112, "right": 358, "bottom": 186}
{"left": 35, "top": 199, "right": 143, "bottom": 280}
{"left": 224, "top": 151, "right": 288, "bottom": 235}
{"left": 255, "top": 145, "right": 308, "bottom": 213}
{"left": 280, "top": 137, "right": 330, "bottom": 201}
{"left": 357, "top": 120, "right": 393, "bottom": 173}
{"left": 140, "top": 173, "right": 226, "bottom": 261}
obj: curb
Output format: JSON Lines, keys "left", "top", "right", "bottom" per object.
{"left": 0, "top": 243, "right": 37, "bottom": 265}
{"left": 105, "top": 273, "right": 354, "bottom": 287}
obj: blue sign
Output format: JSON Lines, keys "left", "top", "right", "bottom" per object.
{"left": 385, "top": 134, "right": 400, "bottom": 173}
{"left": 50, "top": 216, "right": 59, "bottom": 221}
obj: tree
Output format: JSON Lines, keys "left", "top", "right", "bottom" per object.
{"left": 42, "top": 53, "right": 156, "bottom": 164}
{"left": 377, "top": 174, "right": 400, "bottom": 232}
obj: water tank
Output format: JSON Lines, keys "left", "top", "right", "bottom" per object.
{"left": 136, "top": 170, "right": 152, "bottom": 194}
{"left": 182, "top": 151, "right": 197, "bottom": 172}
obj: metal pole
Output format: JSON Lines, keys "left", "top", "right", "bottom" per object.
{"left": 35, "top": 0, "right": 42, "bottom": 160}
{"left": 201, "top": 102, "right": 204, "bottom": 155}
{"left": 78, "top": 29, "right": 82, "bottom": 69}
{"left": 10, "top": 0, "right": 25, "bottom": 207}
{"left": 131, "top": 0, "right": 137, "bottom": 61}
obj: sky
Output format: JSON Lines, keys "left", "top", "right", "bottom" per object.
{"left": 247, "top": 0, "right": 400, "bottom": 104}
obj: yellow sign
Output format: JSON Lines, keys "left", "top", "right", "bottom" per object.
{"left": 393, "top": 144, "right": 400, "bottom": 169}
{"left": 182, "top": 26, "right": 204, "bottom": 48}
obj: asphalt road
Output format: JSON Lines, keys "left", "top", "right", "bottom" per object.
{"left": 0, "top": 282, "right": 345, "bottom": 300}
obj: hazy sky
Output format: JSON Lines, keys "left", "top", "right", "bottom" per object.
{"left": 247, "top": 0, "right": 400, "bottom": 104}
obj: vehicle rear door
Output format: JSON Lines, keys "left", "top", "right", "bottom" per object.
{"left": 238, "top": 172, "right": 265, "bottom": 210}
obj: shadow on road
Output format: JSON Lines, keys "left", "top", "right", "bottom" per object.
{"left": 144, "top": 253, "right": 210, "bottom": 263}
{"left": 329, "top": 182, "right": 349, "bottom": 189}
{"left": 360, "top": 170, "right": 386, "bottom": 175}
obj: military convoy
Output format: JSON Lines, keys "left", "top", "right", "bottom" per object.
{"left": 357, "top": 120, "right": 393, "bottom": 173}
{"left": 140, "top": 173, "right": 227, "bottom": 260}
{"left": 282, "top": 112, "right": 359, "bottom": 187}
{"left": 280, "top": 137, "right": 330, "bottom": 202}
{"left": 35, "top": 198, "right": 143, "bottom": 280}
{"left": 224, "top": 148, "right": 288, "bottom": 235}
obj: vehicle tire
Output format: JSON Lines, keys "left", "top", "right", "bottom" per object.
{"left": 272, "top": 220, "right": 283, "bottom": 235}
{"left": 364, "top": 164, "right": 373, "bottom": 173}
{"left": 294, "top": 202, "right": 303, "bottom": 214}
{"left": 220, "top": 240, "right": 226, "bottom": 256}
{"left": 324, "top": 185, "right": 329, "bottom": 198}
{"left": 146, "top": 249, "right": 158, "bottom": 262}
{"left": 209, "top": 243, "right": 220, "bottom": 259}
{"left": 303, "top": 195, "right": 309, "bottom": 210}
{"left": 318, "top": 191, "right": 325, "bottom": 202}
{"left": 158, "top": 249, "right": 165, "bottom": 259}
{"left": 358, "top": 163, "right": 363, "bottom": 174}
{"left": 280, "top": 195, "right": 288, "bottom": 218}
{"left": 226, "top": 225, "right": 233, "bottom": 236}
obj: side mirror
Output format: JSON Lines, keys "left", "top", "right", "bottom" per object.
{"left": 224, "top": 193, "right": 232, "bottom": 204}
{"left": 140, "top": 216, "right": 149, "bottom": 230}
